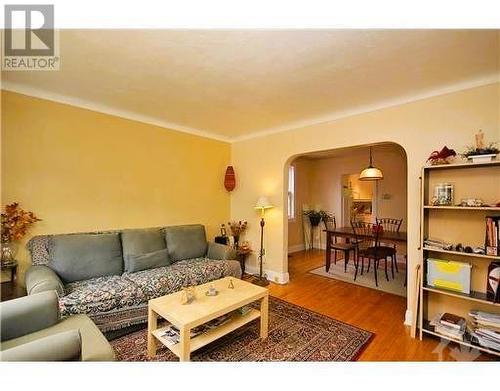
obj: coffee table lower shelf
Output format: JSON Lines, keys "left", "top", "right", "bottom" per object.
{"left": 152, "top": 308, "right": 261, "bottom": 358}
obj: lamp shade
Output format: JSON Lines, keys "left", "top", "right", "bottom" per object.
{"left": 359, "top": 166, "right": 384, "bottom": 181}
{"left": 255, "top": 196, "right": 273, "bottom": 210}
{"left": 359, "top": 147, "right": 383, "bottom": 181}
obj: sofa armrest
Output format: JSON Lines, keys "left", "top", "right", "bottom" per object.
{"left": 1, "top": 291, "right": 60, "bottom": 342}
{"left": 25, "top": 265, "right": 65, "bottom": 296}
{"left": 207, "top": 242, "right": 237, "bottom": 260}
{"left": 0, "top": 330, "right": 81, "bottom": 361}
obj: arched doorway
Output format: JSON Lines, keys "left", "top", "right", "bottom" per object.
{"left": 284, "top": 142, "right": 408, "bottom": 296}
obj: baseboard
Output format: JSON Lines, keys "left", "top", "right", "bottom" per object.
{"left": 288, "top": 244, "right": 327, "bottom": 252}
{"left": 404, "top": 309, "right": 412, "bottom": 326}
{"left": 288, "top": 244, "right": 305, "bottom": 253}
{"left": 244, "top": 264, "right": 290, "bottom": 285}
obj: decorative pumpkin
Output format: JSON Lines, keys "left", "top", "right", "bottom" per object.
{"left": 224, "top": 166, "right": 236, "bottom": 192}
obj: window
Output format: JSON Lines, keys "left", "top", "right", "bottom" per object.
{"left": 288, "top": 165, "right": 295, "bottom": 220}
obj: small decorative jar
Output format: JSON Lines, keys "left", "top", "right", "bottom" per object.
{"left": 433, "top": 183, "right": 454, "bottom": 206}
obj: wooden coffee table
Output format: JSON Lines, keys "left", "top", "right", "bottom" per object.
{"left": 147, "top": 277, "right": 269, "bottom": 361}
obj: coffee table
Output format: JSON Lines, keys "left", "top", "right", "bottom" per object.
{"left": 147, "top": 277, "right": 269, "bottom": 361}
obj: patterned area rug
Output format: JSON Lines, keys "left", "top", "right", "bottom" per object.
{"left": 111, "top": 297, "right": 373, "bottom": 361}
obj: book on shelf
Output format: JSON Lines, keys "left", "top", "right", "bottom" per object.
{"left": 440, "top": 313, "right": 466, "bottom": 331}
{"left": 430, "top": 313, "right": 466, "bottom": 341}
{"left": 485, "top": 216, "right": 500, "bottom": 256}
{"left": 487, "top": 262, "right": 500, "bottom": 303}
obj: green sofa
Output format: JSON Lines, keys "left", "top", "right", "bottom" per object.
{"left": 25, "top": 224, "right": 240, "bottom": 332}
{"left": 0, "top": 291, "right": 115, "bottom": 361}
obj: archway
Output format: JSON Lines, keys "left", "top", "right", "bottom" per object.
{"left": 283, "top": 142, "right": 408, "bottom": 296}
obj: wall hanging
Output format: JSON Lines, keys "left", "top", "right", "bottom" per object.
{"left": 224, "top": 166, "right": 236, "bottom": 191}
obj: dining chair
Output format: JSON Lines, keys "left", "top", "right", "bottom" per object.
{"left": 323, "top": 214, "right": 356, "bottom": 273}
{"left": 351, "top": 221, "right": 394, "bottom": 287}
{"left": 376, "top": 217, "right": 403, "bottom": 275}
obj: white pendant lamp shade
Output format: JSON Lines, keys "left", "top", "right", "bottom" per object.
{"left": 359, "top": 147, "right": 383, "bottom": 181}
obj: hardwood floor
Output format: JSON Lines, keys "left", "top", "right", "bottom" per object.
{"left": 267, "top": 250, "right": 494, "bottom": 361}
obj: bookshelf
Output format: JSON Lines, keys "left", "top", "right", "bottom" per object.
{"left": 419, "top": 160, "right": 500, "bottom": 358}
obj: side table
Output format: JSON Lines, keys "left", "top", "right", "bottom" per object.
{"left": 1, "top": 261, "right": 26, "bottom": 301}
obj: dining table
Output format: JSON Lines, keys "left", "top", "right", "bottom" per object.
{"left": 324, "top": 226, "right": 408, "bottom": 282}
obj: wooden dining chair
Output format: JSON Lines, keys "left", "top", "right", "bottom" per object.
{"left": 351, "top": 221, "right": 394, "bottom": 287}
{"left": 375, "top": 217, "right": 403, "bottom": 275}
{"left": 323, "top": 214, "right": 356, "bottom": 273}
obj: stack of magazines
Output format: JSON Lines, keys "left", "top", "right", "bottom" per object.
{"left": 160, "top": 312, "right": 233, "bottom": 346}
{"left": 430, "top": 312, "right": 466, "bottom": 341}
{"left": 469, "top": 310, "right": 500, "bottom": 352}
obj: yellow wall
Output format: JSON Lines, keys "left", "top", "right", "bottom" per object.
{"left": 231, "top": 83, "right": 500, "bottom": 311}
{"left": 1, "top": 91, "right": 231, "bottom": 282}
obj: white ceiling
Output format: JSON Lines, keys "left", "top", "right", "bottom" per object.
{"left": 2, "top": 29, "right": 499, "bottom": 141}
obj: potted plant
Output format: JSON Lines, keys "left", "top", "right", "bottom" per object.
{"left": 303, "top": 209, "right": 332, "bottom": 250}
{"left": 303, "top": 209, "right": 332, "bottom": 226}
{"left": 462, "top": 142, "right": 499, "bottom": 163}
{"left": 1, "top": 202, "right": 41, "bottom": 264}
{"left": 462, "top": 130, "right": 499, "bottom": 163}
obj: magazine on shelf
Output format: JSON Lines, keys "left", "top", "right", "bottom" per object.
{"left": 468, "top": 310, "right": 500, "bottom": 352}
{"left": 159, "top": 312, "right": 234, "bottom": 346}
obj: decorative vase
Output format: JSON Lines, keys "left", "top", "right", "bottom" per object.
{"left": 1, "top": 242, "right": 18, "bottom": 264}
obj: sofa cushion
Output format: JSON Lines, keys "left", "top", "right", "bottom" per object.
{"left": 49, "top": 233, "right": 123, "bottom": 283}
{"left": 121, "top": 228, "right": 169, "bottom": 272}
{"left": 124, "top": 257, "right": 242, "bottom": 299}
{"left": 126, "top": 248, "right": 170, "bottom": 273}
{"left": 60, "top": 275, "right": 146, "bottom": 317}
{"left": 164, "top": 225, "right": 208, "bottom": 262}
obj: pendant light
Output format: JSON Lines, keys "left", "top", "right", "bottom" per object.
{"left": 359, "top": 147, "right": 383, "bottom": 181}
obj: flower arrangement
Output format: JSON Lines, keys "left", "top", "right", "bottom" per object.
{"left": 1, "top": 202, "right": 41, "bottom": 243}
{"left": 227, "top": 221, "right": 248, "bottom": 237}
{"left": 303, "top": 209, "right": 332, "bottom": 227}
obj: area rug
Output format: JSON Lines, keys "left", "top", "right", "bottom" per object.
{"left": 309, "top": 257, "right": 406, "bottom": 297}
{"left": 110, "top": 296, "right": 373, "bottom": 361}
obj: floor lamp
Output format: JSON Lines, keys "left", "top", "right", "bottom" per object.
{"left": 254, "top": 196, "right": 274, "bottom": 286}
